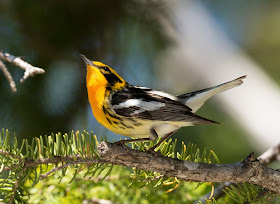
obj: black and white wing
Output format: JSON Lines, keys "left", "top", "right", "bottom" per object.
{"left": 111, "top": 85, "right": 218, "bottom": 124}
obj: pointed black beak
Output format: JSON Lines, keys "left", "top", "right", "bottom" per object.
{"left": 80, "top": 54, "right": 95, "bottom": 66}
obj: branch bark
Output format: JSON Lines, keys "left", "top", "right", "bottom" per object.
{"left": 98, "top": 142, "right": 280, "bottom": 194}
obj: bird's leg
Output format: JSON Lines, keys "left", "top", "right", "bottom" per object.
{"left": 114, "top": 128, "right": 158, "bottom": 147}
{"left": 149, "top": 128, "right": 158, "bottom": 140}
{"left": 148, "top": 130, "right": 177, "bottom": 151}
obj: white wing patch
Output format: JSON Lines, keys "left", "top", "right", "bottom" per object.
{"left": 149, "top": 90, "right": 178, "bottom": 100}
{"left": 112, "top": 99, "right": 165, "bottom": 115}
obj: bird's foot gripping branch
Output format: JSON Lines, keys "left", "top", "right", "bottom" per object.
{"left": 0, "top": 129, "right": 279, "bottom": 203}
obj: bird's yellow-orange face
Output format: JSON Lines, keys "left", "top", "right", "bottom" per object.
{"left": 86, "top": 61, "right": 110, "bottom": 89}
{"left": 81, "top": 55, "right": 126, "bottom": 90}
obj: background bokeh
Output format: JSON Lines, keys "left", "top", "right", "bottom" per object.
{"left": 1, "top": 0, "right": 280, "bottom": 164}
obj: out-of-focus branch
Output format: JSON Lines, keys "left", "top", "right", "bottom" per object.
{"left": 0, "top": 60, "right": 17, "bottom": 92}
{"left": 259, "top": 143, "right": 280, "bottom": 165}
{"left": 39, "top": 160, "right": 101, "bottom": 180}
{"left": 0, "top": 51, "right": 45, "bottom": 92}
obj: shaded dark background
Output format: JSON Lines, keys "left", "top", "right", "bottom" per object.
{"left": 1, "top": 0, "right": 279, "bottom": 163}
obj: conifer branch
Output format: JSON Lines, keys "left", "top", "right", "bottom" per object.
{"left": 98, "top": 142, "right": 280, "bottom": 194}
{"left": 1, "top": 140, "right": 280, "bottom": 194}
{"left": 0, "top": 130, "right": 279, "bottom": 203}
{"left": 39, "top": 159, "right": 101, "bottom": 180}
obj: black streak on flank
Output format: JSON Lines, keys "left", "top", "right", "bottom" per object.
{"left": 133, "top": 122, "right": 142, "bottom": 126}
{"left": 106, "top": 117, "right": 113, "bottom": 125}
{"left": 102, "top": 105, "right": 122, "bottom": 120}
{"left": 120, "top": 122, "right": 133, "bottom": 129}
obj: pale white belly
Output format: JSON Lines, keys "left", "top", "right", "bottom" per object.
{"left": 113, "top": 119, "right": 193, "bottom": 139}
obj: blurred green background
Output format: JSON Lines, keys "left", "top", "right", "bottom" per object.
{"left": 1, "top": 0, "right": 279, "bottom": 164}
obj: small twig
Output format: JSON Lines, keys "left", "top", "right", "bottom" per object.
{"left": 40, "top": 159, "right": 99, "bottom": 180}
{"left": 8, "top": 171, "right": 23, "bottom": 204}
{"left": 23, "top": 155, "right": 83, "bottom": 167}
{"left": 0, "top": 154, "right": 85, "bottom": 172}
{"left": 0, "top": 60, "right": 17, "bottom": 92}
{"left": 0, "top": 149, "right": 22, "bottom": 161}
{"left": 40, "top": 163, "right": 71, "bottom": 180}
{"left": 0, "top": 151, "right": 101, "bottom": 174}
{"left": 8, "top": 179, "right": 20, "bottom": 204}
{"left": 0, "top": 51, "right": 45, "bottom": 92}
{"left": 2, "top": 164, "right": 19, "bottom": 172}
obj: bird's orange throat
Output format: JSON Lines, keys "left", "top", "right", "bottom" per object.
{"left": 86, "top": 68, "right": 111, "bottom": 129}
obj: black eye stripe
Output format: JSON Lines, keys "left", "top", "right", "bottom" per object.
{"left": 104, "top": 73, "right": 123, "bottom": 85}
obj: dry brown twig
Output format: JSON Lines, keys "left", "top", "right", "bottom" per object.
{"left": 0, "top": 51, "right": 45, "bottom": 92}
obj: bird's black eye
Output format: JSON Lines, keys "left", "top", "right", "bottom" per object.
{"left": 103, "top": 66, "right": 110, "bottom": 72}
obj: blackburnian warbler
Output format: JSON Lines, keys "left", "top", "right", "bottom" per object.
{"left": 80, "top": 54, "right": 246, "bottom": 150}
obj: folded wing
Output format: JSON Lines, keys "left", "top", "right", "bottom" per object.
{"left": 111, "top": 85, "right": 218, "bottom": 124}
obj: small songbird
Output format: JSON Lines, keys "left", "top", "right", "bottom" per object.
{"left": 81, "top": 54, "right": 246, "bottom": 150}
